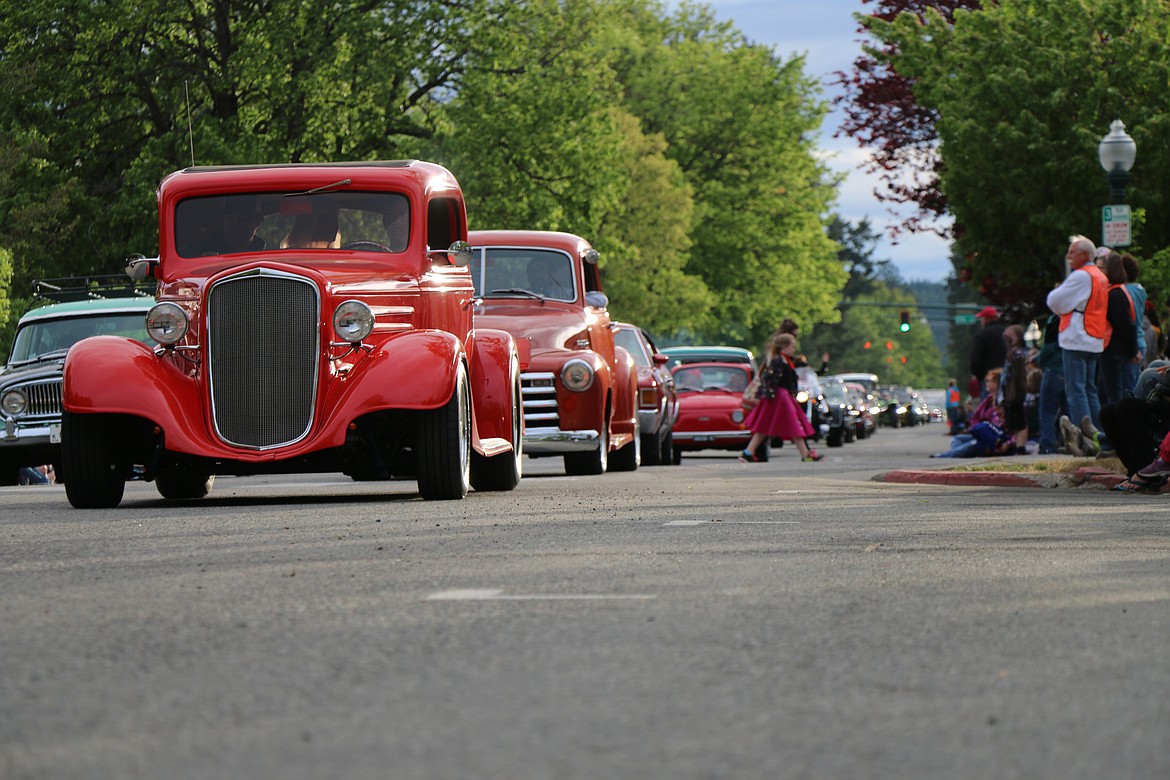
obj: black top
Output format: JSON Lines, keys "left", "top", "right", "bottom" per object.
{"left": 970, "top": 321, "right": 1007, "bottom": 380}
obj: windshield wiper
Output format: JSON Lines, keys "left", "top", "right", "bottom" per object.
{"left": 485, "top": 288, "right": 546, "bottom": 300}
{"left": 284, "top": 178, "right": 352, "bottom": 197}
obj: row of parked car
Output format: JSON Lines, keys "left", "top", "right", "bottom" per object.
{"left": 1, "top": 160, "right": 936, "bottom": 505}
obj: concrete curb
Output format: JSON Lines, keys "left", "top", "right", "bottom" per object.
{"left": 875, "top": 464, "right": 1169, "bottom": 492}
{"left": 876, "top": 470, "right": 1053, "bottom": 488}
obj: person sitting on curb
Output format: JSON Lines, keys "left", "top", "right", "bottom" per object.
{"left": 1115, "top": 427, "right": 1170, "bottom": 492}
{"left": 932, "top": 369, "right": 1011, "bottom": 458}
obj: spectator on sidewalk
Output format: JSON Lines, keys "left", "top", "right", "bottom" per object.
{"left": 998, "top": 324, "right": 1031, "bottom": 455}
{"left": 1099, "top": 251, "right": 1139, "bottom": 406}
{"left": 1035, "top": 313, "right": 1066, "bottom": 454}
{"left": 969, "top": 306, "right": 1006, "bottom": 399}
{"left": 1046, "top": 235, "right": 1108, "bottom": 433}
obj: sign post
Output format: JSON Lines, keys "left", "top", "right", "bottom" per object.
{"left": 1102, "top": 204, "right": 1132, "bottom": 247}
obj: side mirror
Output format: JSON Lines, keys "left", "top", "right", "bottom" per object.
{"left": 447, "top": 240, "right": 473, "bottom": 267}
{"left": 652, "top": 353, "right": 668, "bottom": 367}
{"left": 585, "top": 291, "right": 608, "bottom": 309}
{"left": 125, "top": 254, "right": 158, "bottom": 282}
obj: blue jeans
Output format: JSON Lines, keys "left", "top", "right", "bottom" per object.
{"left": 1063, "top": 349, "right": 1101, "bottom": 430}
{"left": 1038, "top": 368, "right": 1066, "bottom": 453}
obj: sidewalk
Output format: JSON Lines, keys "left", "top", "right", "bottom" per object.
{"left": 874, "top": 459, "right": 1160, "bottom": 491}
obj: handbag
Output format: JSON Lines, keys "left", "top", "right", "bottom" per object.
{"left": 742, "top": 377, "right": 761, "bottom": 410}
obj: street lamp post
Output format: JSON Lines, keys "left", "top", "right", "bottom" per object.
{"left": 1098, "top": 119, "right": 1136, "bottom": 205}
{"left": 1098, "top": 119, "right": 1136, "bottom": 247}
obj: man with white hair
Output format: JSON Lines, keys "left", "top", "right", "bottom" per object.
{"left": 1046, "top": 235, "right": 1110, "bottom": 444}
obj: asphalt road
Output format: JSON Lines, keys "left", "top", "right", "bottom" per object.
{"left": 2, "top": 423, "right": 1168, "bottom": 780}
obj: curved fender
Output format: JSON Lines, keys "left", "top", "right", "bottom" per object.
{"left": 468, "top": 328, "right": 518, "bottom": 447}
{"left": 318, "top": 330, "right": 462, "bottom": 426}
{"left": 63, "top": 336, "right": 206, "bottom": 444}
{"left": 610, "top": 345, "right": 639, "bottom": 442}
{"left": 533, "top": 350, "right": 611, "bottom": 432}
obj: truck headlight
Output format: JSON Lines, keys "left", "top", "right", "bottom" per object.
{"left": 561, "top": 359, "right": 595, "bottom": 392}
{"left": 1, "top": 389, "right": 27, "bottom": 416}
{"left": 145, "top": 302, "right": 189, "bottom": 345}
{"left": 333, "top": 300, "right": 374, "bottom": 343}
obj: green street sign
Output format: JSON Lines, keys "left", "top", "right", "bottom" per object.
{"left": 954, "top": 314, "right": 977, "bottom": 325}
{"left": 1102, "top": 204, "right": 1132, "bottom": 247}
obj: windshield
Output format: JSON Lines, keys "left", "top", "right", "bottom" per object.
{"left": 671, "top": 365, "right": 749, "bottom": 394}
{"left": 614, "top": 329, "right": 651, "bottom": 367}
{"left": 9, "top": 313, "right": 155, "bottom": 362}
{"left": 470, "top": 248, "right": 577, "bottom": 302}
{"left": 174, "top": 192, "right": 410, "bottom": 258}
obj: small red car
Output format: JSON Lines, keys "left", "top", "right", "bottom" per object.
{"left": 669, "top": 362, "right": 756, "bottom": 463}
{"left": 614, "top": 322, "right": 678, "bottom": 466}
{"left": 468, "top": 230, "right": 640, "bottom": 475}
{"left": 62, "top": 161, "right": 523, "bottom": 507}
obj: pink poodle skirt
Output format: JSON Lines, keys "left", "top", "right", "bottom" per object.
{"left": 744, "top": 389, "right": 814, "bottom": 440}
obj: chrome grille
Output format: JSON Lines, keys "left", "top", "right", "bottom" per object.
{"left": 9, "top": 379, "right": 62, "bottom": 419}
{"left": 208, "top": 270, "right": 320, "bottom": 449}
{"left": 520, "top": 371, "right": 559, "bottom": 429}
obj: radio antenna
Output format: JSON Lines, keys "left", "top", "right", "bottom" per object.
{"left": 184, "top": 81, "right": 195, "bottom": 166}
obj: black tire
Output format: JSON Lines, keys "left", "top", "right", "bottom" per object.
{"left": 660, "top": 428, "right": 675, "bottom": 466}
{"left": 565, "top": 421, "right": 607, "bottom": 476}
{"left": 609, "top": 417, "right": 640, "bottom": 472}
{"left": 672, "top": 446, "right": 682, "bottom": 465}
{"left": 155, "top": 474, "right": 215, "bottom": 500}
{"left": 641, "top": 431, "right": 661, "bottom": 466}
{"left": 856, "top": 424, "right": 869, "bottom": 440}
{"left": 826, "top": 428, "right": 844, "bottom": 448}
{"left": 62, "top": 412, "right": 126, "bottom": 509}
{"left": 0, "top": 460, "right": 17, "bottom": 486}
{"left": 416, "top": 366, "right": 471, "bottom": 500}
{"left": 471, "top": 365, "right": 522, "bottom": 492}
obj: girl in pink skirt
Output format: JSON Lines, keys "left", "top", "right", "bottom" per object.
{"left": 739, "top": 332, "right": 823, "bottom": 462}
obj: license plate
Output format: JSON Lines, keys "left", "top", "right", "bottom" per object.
{"left": 693, "top": 434, "right": 714, "bottom": 443}
{"left": 50, "top": 424, "right": 61, "bottom": 444}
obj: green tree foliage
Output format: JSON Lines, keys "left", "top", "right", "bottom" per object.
{"left": 806, "top": 217, "right": 946, "bottom": 387}
{"left": 868, "top": 0, "right": 1170, "bottom": 316}
{"left": 0, "top": 0, "right": 846, "bottom": 351}
{"left": 613, "top": 3, "right": 846, "bottom": 348}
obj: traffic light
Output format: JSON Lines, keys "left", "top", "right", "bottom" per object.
{"left": 899, "top": 310, "right": 911, "bottom": 332}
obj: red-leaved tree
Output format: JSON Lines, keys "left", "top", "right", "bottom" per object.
{"left": 833, "top": 1, "right": 983, "bottom": 240}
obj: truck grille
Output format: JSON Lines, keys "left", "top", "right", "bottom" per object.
{"left": 520, "top": 371, "right": 559, "bottom": 429}
{"left": 10, "top": 379, "right": 62, "bottom": 419}
{"left": 208, "top": 270, "right": 320, "bottom": 449}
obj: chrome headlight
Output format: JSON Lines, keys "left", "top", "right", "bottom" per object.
{"left": 333, "top": 300, "right": 375, "bottom": 343}
{"left": 731, "top": 409, "right": 745, "bottom": 423}
{"left": 1, "top": 389, "right": 27, "bottom": 416}
{"left": 561, "top": 359, "right": 595, "bottom": 392}
{"left": 145, "top": 302, "right": 189, "bottom": 345}
{"left": 794, "top": 390, "right": 809, "bottom": 404}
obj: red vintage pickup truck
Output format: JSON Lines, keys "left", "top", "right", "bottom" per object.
{"left": 467, "top": 230, "right": 639, "bottom": 475}
{"left": 62, "top": 161, "right": 522, "bottom": 507}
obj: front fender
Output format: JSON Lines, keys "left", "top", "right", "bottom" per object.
{"left": 64, "top": 336, "right": 204, "bottom": 444}
{"left": 610, "top": 346, "right": 639, "bottom": 440}
{"left": 468, "top": 328, "right": 518, "bottom": 446}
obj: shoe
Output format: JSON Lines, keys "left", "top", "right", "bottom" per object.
{"left": 1113, "top": 476, "right": 1164, "bottom": 492}
{"left": 738, "top": 450, "right": 757, "bottom": 463}
{"left": 1060, "top": 416, "right": 1083, "bottom": 457}
{"left": 1137, "top": 457, "right": 1170, "bottom": 481}
{"left": 1080, "top": 415, "right": 1101, "bottom": 440}
{"left": 802, "top": 450, "right": 824, "bottom": 462}
{"left": 1080, "top": 434, "right": 1100, "bottom": 456}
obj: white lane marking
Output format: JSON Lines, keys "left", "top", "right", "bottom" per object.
{"left": 425, "top": 589, "right": 656, "bottom": 601}
{"left": 664, "top": 520, "right": 800, "bottom": 526}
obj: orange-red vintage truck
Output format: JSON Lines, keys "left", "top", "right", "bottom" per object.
{"left": 62, "top": 161, "right": 522, "bottom": 507}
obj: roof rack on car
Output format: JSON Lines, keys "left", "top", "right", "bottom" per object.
{"left": 33, "top": 275, "right": 156, "bottom": 303}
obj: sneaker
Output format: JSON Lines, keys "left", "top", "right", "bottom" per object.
{"left": 1080, "top": 415, "right": 1101, "bottom": 440}
{"left": 738, "top": 450, "right": 757, "bottom": 463}
{"left": 802, "top": 451, "right": 824, "bottom": 462}
{"left": 1137, "top": 457, "right": 1170, "bottom": 481}
{"left": 1060, "top": 416, "right": 1083, "bottom": 457}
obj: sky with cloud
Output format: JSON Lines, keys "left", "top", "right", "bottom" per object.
{"left": 664, "top": 0, "right": 954, "bottom": 282}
